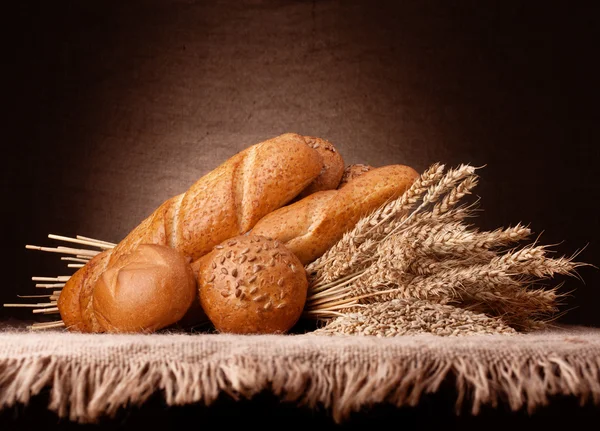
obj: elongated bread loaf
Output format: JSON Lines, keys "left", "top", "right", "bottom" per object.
{"left": 251, "top": 164, "right": 419, "bottom": 264}
{"left": 59, "top": 133, "right": 331, "bottom": 332}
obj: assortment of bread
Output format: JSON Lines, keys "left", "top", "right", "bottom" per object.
{"left": 57, "top": 133, "right": 418, "bottom": 334}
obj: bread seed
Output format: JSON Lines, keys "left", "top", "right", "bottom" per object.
{"left": 249, "top": 287, "right": 258, "bottom": 294}
{"left": 253, "top": 264, "right": 262, "bottom": 273}
{"left": 221, "top": 290, "right": 230, "bottom": 297}
{"left": 226, "top": 250, "right": 233, "bottom": 259}
{"left": 269, "top": 258, "right": 275, "bottom": 267}
{"left": 228, "top": 240, "right": 237, "bottom": 246}
{"left": 247, "top": 256, "right": 256, "bottom": 262}
{"left": 276, "top": 303, "right": 286, "bottom": 309}
{"left": 239, "top": 255, "right": 247, "bottom": 264}
{"left": 241, "top": 248, "right": 250, "bottom": 254}
{"left": 290, "top": 264, "right": 297, "bottom": 273}
{"left": 219, "top": 256, "right": 225, "bottom": 264}
{"left": 263, "top": 243, "right": 270, "bottom": 250}
{"left": 253, "top": 294, "right": 267, "bottom": 302}
{"left": 277, "top": 279, "right": 284, "bottom": 287}
{"left": 231, "top": 268, "right": 238, "bottom": 277}
{"left": 263, "top": 301, "right": 272, "bottom": 311}
{"left": 313, "top": 144, "right": 320, "bottom": 149}
{"left": 235, "top": 289, "right": 242, "bottom": 298}
{"left": 248, "top": 275, "right": 257, "bottom": 283}
{"left": 211, "top": 262, "right": 217, "bottom": 269}
{"left": 220, "top": 267, "right": 228, "bottom": 275}
{"left": 273, "top": 241, "right": 280, "bottom": 248}
{"left": 208, "top": 274, "right": 216, "bottom": 282}
{"left": 215, "top": 245, "right": 224, "bottom": 249}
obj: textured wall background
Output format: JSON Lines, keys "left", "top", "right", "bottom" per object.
{"left": 3, "top": 0, "right": 599, "bottom": 325}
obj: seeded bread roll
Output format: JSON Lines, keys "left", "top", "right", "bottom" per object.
{"left": 338, "top": 164, "right": 373, "bottom": 188}
{"left": 194, "top": 235, "right": 308, "bottom": 334}
{"left": 92, "top": 244, "right": 196, "bottom": 333}
{"left": 297, "top": 137, "right": 345, "bottom": 199}
{"left": 252, "top": 164, "right": 419, "bottom": 264}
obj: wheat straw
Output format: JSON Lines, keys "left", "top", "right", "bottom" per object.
{"left": 304, "top": 163, "right": 583, "bottom": 333}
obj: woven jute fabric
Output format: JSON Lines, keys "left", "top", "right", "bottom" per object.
{"left": 1, "top": 326, "right": 600, "bottom": 423}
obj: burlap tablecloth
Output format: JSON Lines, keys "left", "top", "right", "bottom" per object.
{"left": 1, "top": 325, "right": 599, "bottom": 424}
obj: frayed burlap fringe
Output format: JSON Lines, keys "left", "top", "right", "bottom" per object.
{"left": 1, "top": 327, "right": 600, "bottom": 423}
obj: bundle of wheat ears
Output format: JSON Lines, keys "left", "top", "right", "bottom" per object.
{"left": 8, "top": 163, "right": 585, "bottom": 334}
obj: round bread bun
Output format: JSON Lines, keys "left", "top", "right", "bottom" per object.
{"left": 92, "top": 244, "right": 196, "bottom": 333}
{"left": 296, "top": 136, "right": 345, "bottom": 199}
{"left": 338, "top": 164, "right": 373, "bottom": 188}
{"left": 195, "top": 235, "right": 308, "bottom": 334}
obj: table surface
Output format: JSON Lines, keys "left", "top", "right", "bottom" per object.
{"left": 2, "top": 323, "right": 600, "bottom": 429}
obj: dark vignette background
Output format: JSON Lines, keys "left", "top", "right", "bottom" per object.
{"left": 2, "top": 0, "right": 600, "bottom": 427}
{"left": 4, "top": 0, "right": 598, "bottom": 325}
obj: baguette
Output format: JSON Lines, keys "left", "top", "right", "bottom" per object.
{"left": 251, "top": 164, "right": 419, "bottom": 264}
{"left": 58, "top": 133, "right": 333, "bottom": 332}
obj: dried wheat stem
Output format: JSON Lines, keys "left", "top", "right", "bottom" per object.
{"left": 32, "top": 307, "right": 59, "bottom": 314}
{"left": 29, "top": 321, "right": 65, "bottom": 330}
{"left": 48, "top": 234, "right": 113, "bottom": 250}
{"left": 76, "top": 235, "right": 116, "bottom": 247}
{"left": 35, "top": 283, "right": 65, "bottom": 288}
{"left": 32, "top": 276, "right": 71, "bottom": 282}
{"left": 4, "top": 302, "right": 58, "bottom": 308}
{"left": 309, "top": 270, "right": 365, "bottom": 294}
{"left": 25, "top": 245, "right": 99, "bottom": 257}
{"left": 61, "top": 257, "right": 89, "bottom": 263}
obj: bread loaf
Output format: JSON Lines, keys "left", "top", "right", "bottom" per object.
{"left": 194, "top": 235, "right": 308, "bottom": 334}
{"left": 59, "top": 133, "right": 335, "bottom": 332}
{"left": 251, "top": 164, "right": 419, "bottom": 264}
{"left": 92, "top": 244, "right": 196, "bottom": 333}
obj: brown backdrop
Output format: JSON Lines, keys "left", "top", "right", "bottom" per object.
{"left": 3, "top": 0, "right": 599, "bottom": 326}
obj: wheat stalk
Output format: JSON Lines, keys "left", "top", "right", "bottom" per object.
{"left": 304, "top": 163, "right": 584, "bottom": 333}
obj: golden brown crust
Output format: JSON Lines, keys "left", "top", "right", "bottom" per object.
{"left": 56, "top": 251, "right": 111, "bottom": 333}
{"left": 59, "top": 133, "right": 324, "bottom": 332}
{"left": 296, "top": 137, "right": 345, "bottom": 199}
{"left": 252, "top": 164, "right": 420, "bottom": 264}
{"left": 338, "top": 164, "right": 373, "bottom": 189}
{"left": 92, "top": 244, "right": 196, "bottom": 333}
{"left": 57, "top": 254, "right": 94, "bottom": 332}
{"left": 109, "top": 133, "right": 323, "bottom": 264}
{"left": 196, "top": 235, "right": 308, "bottom": 334}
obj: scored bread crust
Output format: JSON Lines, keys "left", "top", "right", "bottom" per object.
{"left": 92, "top": 244, "right": 196, "bottom": 333}
{"left": 251, "top": 164, "right": 420, "bottom": 264}
{"left": 58, "top": 133, "right": 328, "bottom": 332}
{"left": 109, "top": 133, "right": 324, "bottom": 264}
